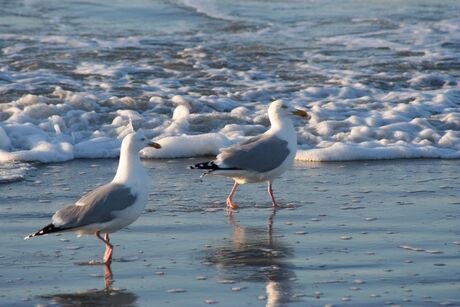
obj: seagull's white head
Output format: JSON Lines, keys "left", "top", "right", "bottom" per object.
{"left": 268, "top": 100, "right": 310, "bottom": 121}
{"left": 122, "top": 131, "right": 161, "bottom": 154}
{"left": 114, "top": 131, "right": 161, "bottom": 184}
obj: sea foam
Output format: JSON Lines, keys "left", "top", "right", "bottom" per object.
{"left": 1, "top": 90, "right": 459, "bottom": 164}
{"left": 0, "top": 2, "right": 459, "bottom": 165}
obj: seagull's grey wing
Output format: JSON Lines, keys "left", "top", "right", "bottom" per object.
{"left": 218, "top": 134, "right": 290, "bottom": 173}
{"left": 238, "top": 134, "right": 265, "bottom": 146}
{"left": 52, "top": 183, "right": 137, "bottom": 229}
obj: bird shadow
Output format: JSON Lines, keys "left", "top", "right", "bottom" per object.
{"left": 37, "top": 263, "right": 137, "bottom": 306}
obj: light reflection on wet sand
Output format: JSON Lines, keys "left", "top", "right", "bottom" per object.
{"left": 203, "top": 210, "right": 304, "bottom": 306}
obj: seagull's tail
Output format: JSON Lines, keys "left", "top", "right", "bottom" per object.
{"left": 24, "top": 223, "right": 62, "bottom": 240}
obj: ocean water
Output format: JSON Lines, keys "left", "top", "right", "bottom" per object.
{"left": 0, "top": 0, "right": 460, "bottom": 176}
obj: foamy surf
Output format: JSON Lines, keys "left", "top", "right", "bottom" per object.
{"left": 0, "top": 0, "right": 459, "bottom": 172}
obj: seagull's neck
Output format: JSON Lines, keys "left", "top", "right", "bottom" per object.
{"left": 112, "top": 145, "right": 148, "bottom": 186}
{"left": 269, "top": 115, "right": 296, "bottom": 141}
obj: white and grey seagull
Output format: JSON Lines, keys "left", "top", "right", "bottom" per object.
{"left": 190, "top": 100, "right": 309, "bottom": 209}
{"left": 25, "top": 131, "right": 161, "bottom": 264}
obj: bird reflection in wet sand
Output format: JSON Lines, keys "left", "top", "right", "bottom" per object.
{"left": 38, "top": 263, "right": 137, "bottom": 307}
{"left": 204, "top": 210, "right": 303, "bottom": 306}
{"left": 103, "top": 263, "right": 113, "bottom": 290}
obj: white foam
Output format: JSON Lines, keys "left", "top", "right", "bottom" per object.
{"left": 0, "top": 141, "right": 73, "bottom": 163}
{"left": 1, "top": 85, "right": 460, "bottom": 163}
{"left": 0, "top": 4, "right": 459, "bottom": 166}
{"left": 74, "top": 137, "right": 121, "bottom": 158}
{"left": 142, "top": 133, "right": 231, "bottom": 159}
{"left": 296, "top": 142, "right": 460, "bottom": 162}
{"left": 177, "top": 0, "right": 242, "bottom": 22}
{"left": 74, "top": 62, "right": 151, "bottom": 78}
{"left": 163, "top": 96, "right": 191, "bottom": 135}
{"left": 0, "top": 162, "right": 32, "bottom": 183}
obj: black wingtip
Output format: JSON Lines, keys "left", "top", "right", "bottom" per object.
{"left": 24, "top": 223, "right": 61, "bottom": 240}
{"left": 188, "top": 161, "right": 219, "bottom": 170}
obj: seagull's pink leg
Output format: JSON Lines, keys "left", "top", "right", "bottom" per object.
{"left": 267, "top": 181, "right": 278, "bottom": 208}
{"left": 96, "top": 231, "right": 113, "bottom": 264}
{"left": 226, "top": 181, "right": 239, "bottom": 209}
{"left": 103, "top": 233, "right": 113, "bottom": 263}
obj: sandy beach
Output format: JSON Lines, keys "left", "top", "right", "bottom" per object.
{"left": 1, "top": 0, "right": 459, "bottom": 306}
{"left": 0, "top": 158, "right": 459, "bottom": 306}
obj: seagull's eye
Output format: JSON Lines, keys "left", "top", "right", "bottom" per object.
{"left": 281, "top": 105, "right": 288, "bottom": 109}
{"left": 140, "top": 138, "right": 146, "bottom": 141}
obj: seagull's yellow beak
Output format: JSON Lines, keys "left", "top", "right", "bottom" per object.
{"left": 292, "top": 109, "right": 310, "bottom": 119}
{"left": 148, "top": 142, "right": 162, "bottom": 149}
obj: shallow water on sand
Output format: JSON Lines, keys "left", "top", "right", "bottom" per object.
{"left": 1, "top": 159, "right": 460, "bottom": 306}
{"left": 1, "top": 0, "right": 460, "bottom": 163}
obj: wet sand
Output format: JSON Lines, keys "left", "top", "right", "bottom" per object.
{"left": 0, "top": 159, "right": 459, "bottom": 306}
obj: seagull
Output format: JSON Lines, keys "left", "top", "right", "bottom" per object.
{"left": 189, "top": 100, "right": 309, "bottom": 209}
{"left": 25, "top": 131, "right": 161, "bottom": 264}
